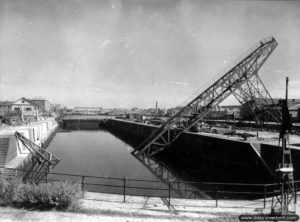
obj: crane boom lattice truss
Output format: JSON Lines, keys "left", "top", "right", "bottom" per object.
{"left": 133, "top": 37, "right": 278, "bottom": 158}
{"left": 15, "top": 131, "right": 60, "bottom": 183}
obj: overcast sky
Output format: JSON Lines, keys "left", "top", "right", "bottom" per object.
{"left": 0, "top": 0, "right": 300, "bottom": 108}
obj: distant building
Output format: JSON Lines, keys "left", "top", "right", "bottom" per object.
{"left": 73, "top": 107, "right": 103, "bottom": 115}
{"left": 62, "top": 107, "right": 74, "bottom": 115}
{"left": 30, "top": 98, "right": 51, "bottom": 114}
{"left": 289, "top": 104, "right": 300, "bottom": 122}
{"left": 207, "top": 105, "right": 240, "bottom": 119}
{"left": 0, "top": 101, "right": 13, "bottom": 116}
{"left": 0, "top": 98, "right": 38, "bottom": 124}
{"left": 220, "top": 105, "right": 240, "bottom": 118}
{"left": 166, "top": 107, "right": 184, "bottom": 117}
{"left": 50, "top": 103, "right": 61, "bottom": 112}
{"left": 240, "top": 98, "right": 300, "bottom": 121}
{"left": 11, "top": 97, "right": 36, "bottom": 116}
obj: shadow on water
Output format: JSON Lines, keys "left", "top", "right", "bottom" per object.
{"left": 50, "top": 121, "right": 275, "bottom": 200}
{"left": 102, "top": 124, "right": 270, "bottom": 200}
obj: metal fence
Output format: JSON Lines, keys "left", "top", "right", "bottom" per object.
{"left": 2, "top": 167, "right": 299, "bottom": 208}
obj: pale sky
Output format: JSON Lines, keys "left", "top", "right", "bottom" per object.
{"left": 0, "top": 0, "right": 300, "bottom": 108}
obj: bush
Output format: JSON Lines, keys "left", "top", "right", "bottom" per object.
{"left": 0, "top": 175, "right": 82, "bottom": 210}
{"left": 0, "top": 175, "right": 21, "bottom": 206}
{"left": 13, "top": 181, "right": 82, "bottom": 210}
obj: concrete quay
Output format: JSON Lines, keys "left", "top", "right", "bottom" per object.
{"left": 0, "top": 118, "right": 58, "bottom": 172}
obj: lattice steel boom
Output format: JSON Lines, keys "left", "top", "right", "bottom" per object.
{"left": 133, "top": 37, "right": 278, "bottom": 158}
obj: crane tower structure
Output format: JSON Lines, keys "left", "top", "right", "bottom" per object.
{"left": 133, "top": 37, "right": 279, "bottom": 158}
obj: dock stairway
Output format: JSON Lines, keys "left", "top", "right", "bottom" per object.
{"left": 0, "top": 138, "right": 15, "bottom": 177}
{"left": 0, "top": 138, "right": 9, "bottom": 168}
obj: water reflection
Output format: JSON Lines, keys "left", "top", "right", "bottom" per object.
{"left": 18, "top": 121, "right": 267, "bottom": 199}
{"left": 105, "top": 126, "right": 216, "bottom": 199}
{"left": 105, "top": 125, "right": 268, "bottom": 200}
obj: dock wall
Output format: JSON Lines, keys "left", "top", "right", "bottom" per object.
{"left": 104, "top": 119, "right": 276, "bottom": 183}
{"left": 61, "top": 118, "right": 300, "bottom": 183}
{"left": 0, "top": 118, "right": 58, "bottom": 169}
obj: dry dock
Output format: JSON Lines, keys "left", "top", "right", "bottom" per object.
{"left": 62, "top": 118, "right": 300, "bottom": 184}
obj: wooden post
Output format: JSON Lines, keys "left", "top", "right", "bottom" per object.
{"left": 81, "top": 176, "right": 85, "bottom": 192}
{"left": 264, "top": 185, "right": 266, "bottom": 208}
{"left": 216, "top": 185, "right": 218, "bottom": 207}
{"left": 168, "top": 182, "right": 171, "bottom": 206}
{"left": 123, "top": 178, "right": 126, "bottom": 203}
{"left": 295, "top": 182, "right": 297, "bottom": 204}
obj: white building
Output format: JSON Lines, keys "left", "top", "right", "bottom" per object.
{"left": 11, "top": 98, "right": 36, "bottom": 116}
{"left": 73, "top": 107, "right": 102, "bottom": 115}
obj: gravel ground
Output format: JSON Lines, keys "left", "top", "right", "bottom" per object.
{"left": 0, "top": 192, "right": 271, "bottom": 222}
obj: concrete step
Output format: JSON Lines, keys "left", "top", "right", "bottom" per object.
{"left": 0, "top": 143, "right": 8, "bottom": 146}
{"left": 0, "top": 141, "right": 9, "bottom": 144}
{"left": 0, "top": 138, "right": 9, "bottom": 168}
{"left": 0, "top": 138, "right": 10, "bottom": 143}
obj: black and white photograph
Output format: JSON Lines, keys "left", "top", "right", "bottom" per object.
{"left": 0, "top": 0, "right": 300, "bottom": 221}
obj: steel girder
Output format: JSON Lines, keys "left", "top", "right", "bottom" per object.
{"left": 15, "top": 131, "right": 60, "bottom": 182}
{"left": 133, "top": 37, "right": 278, "bottom": 158}
{"left": 231, "top": 73, "right": 281, "bottom": 123}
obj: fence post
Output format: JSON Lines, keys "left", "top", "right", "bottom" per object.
{"left": 264, "top": 185, "right": 266, "bottom": 209}
{"left": 168, "top": 182, "right": 171, "bottom": 206}
{"left": 295, "top": 182, "right": 297, "bottom": 204}
{"left": 123, "top": 177, "right": 126, "bottom": 203}
{"left": 81, "top": 176, "right": 85, "bottom": 192}
{"left": 215, "top": 184, "right": 218, "bottom": 207}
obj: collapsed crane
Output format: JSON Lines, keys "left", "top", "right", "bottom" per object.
{"left": 15, "top": 131, "right": 59, "bottom": 183}
{"left": 133, "top": 37, "right": 279, "bottom": 158}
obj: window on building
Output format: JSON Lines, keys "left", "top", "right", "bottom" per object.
{"left": 14, "top": 107, "right": 20, "bottom": 111}
{"left": 25, "top": 107, "right": 32, "bottom": 111}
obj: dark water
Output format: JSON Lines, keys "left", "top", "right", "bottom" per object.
{"left": 47, "top": 130, "right": 157, "bottom": 180}
{"left": 43, "top": 126, "right": 267, "bottom": 199}
{"left": 46, "top": 129, "right": 173, "bottom": 197}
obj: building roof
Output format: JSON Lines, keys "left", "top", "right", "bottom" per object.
{"left": 30, "top": 98, "right": 49, "bottom": 102}
{"left": 252, "top": 97, "right": 300, "bottom": 108}
{"left": 0, "top": 101, "right": 13, "bottom": 106}
{"left": 12, "top": 97, "right": 35, "bottom": 106}
{"left": 289, "top": 103, "right": 300, "bottom": 111}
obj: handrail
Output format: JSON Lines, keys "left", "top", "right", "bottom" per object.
{"left": 2, "top": 166, "right": 299, "bottom": 209}
{"left": 1, "top": 167, "right": 297, "bottom": 188}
